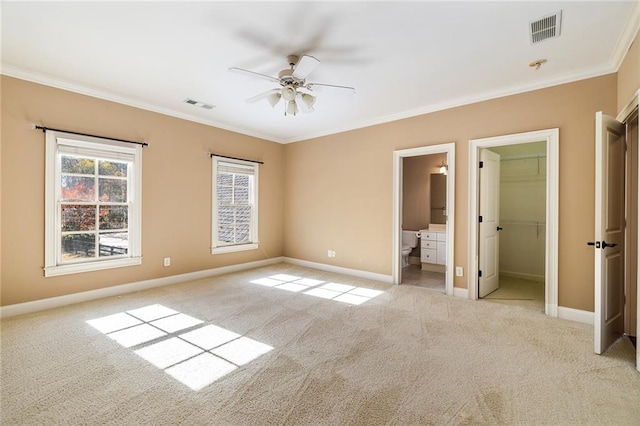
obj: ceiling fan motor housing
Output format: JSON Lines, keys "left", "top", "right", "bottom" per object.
{"left": 278, "top": 68, "right": 302, "bottom": 87}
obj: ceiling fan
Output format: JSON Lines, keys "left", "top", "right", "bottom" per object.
{"left": 229, "top": 54, "right": 355, "bottom": 116}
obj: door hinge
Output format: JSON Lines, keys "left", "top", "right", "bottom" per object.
{"left": 479, "top": 215, "right": 483, "bottom": 223}
{"left": 479, "top": 161, "right": 484, "bottom": 168}
{"left": 478, "top": 270, "right": 483, "bottom": 277}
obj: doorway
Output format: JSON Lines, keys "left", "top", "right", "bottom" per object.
{"left": 392, "top": 143, "right": 455, "bottom": 296}
{"left": 468, "top": 129, "right": 559, "bottom": 317}
{"left": 479, "top": 142, "right": 547, "bottom": 311}
{"left": 624, "top": 108, "right": 639, "bottom": 354}
{"left": 401, "top": 153, "right": 447, "bottom": 292}
{"left": 594, "top": 92, "right": 639, "bottom": 372}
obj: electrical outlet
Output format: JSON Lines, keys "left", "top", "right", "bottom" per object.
{"left": 327, "top": 250, "right": 336, "bottom": 258}
{"left": 164, "top": 257, "right": 171, "bottom": 267}
{"left": 456, "top": 266, "right": 463, "bottom": 277}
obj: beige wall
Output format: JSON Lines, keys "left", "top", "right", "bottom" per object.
{"left": 0, "top": 77, "right": 3, "bottom": 301}
{"left": 1, "top": 76, "right": 285, "bottom": 306}
{"left": 617, "top": 32, "right": 640, "bottom": 113}
{"left": 284, "top": 74, "right": 618, "bottom": 311}
{"left": 2, "top": 32, "right": 635, "bottom": 312}
{"left": 402, "top": 154, "right": 446, "bottom": 231}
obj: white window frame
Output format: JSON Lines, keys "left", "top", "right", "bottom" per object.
{"left": 44, "top": 130, "right": 142, "bottom": 277}
{"left": 211, "top": 156, "right": 259, "bottom": 254}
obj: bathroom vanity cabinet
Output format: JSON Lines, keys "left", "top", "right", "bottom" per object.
{"left": 420, "top": 231, "right": 446, "bottom": 265}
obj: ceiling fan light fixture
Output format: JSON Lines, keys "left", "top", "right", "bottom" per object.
{"left": 286, "top": 100, "right": 298, "bottom": 116}
{"left": 267, "top": 92, "right": 281, "bottom": 108}
{"left": 232, "top": 54, "right": 355, "bottom": 117}
{"left": 301, "top": 93, "right": 316, "bottom": 109}
{"left": 282, "top": 85, "right": 297, "bottom": 102}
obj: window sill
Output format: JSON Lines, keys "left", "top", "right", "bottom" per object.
{"left": 211, "top": 243, "right": 258, "bottom": 255}
{"left": 44, "top": 256, "right": 142, "bottom": 277}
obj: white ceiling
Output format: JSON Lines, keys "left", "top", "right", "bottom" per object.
{"left": 2, "top": 1, "right": 638, "bottom": 144}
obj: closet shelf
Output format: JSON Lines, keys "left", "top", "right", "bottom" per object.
{"left": 500, "top": 153, "right": 546, "bottom": 162}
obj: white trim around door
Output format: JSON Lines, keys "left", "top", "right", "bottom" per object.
{"left": 468, "top": 129, "right": 559, "bottom": 317}
{"left": 392, "top": 143, "right": 456, "bottom": 296}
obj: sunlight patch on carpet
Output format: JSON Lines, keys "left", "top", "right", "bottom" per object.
{"left": 107, "top": 323, "right": 167, "bottom": 348}
{"left": 212, "top": 336, "right": 273, "bottom": 366}
{"left": 150, "top": 313, "right": 203, "bottom": 333}
{"left": 165, "top": 353, "right": 237, "bottom": 391}
{"left": 249, "top": 275, "right": 384, "bottom": 305}
{"left": 86, "top": 312, "right": 142, "bottom": 334}
{"left": 86, "top": 305, "right": 273, "bottom": 391}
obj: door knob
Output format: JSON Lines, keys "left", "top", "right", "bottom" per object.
{"left": 602, "top": 240, "right": 618, "bottom": 248}
{"left": 587, "top": 241, "right": 601, "bottom": 248}
{"left": 497, "top": 226, "right": 503, "bottom": 231}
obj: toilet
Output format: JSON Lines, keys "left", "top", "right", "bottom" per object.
{"left": 401, "top": 230, "right": 419, "bottom": 267}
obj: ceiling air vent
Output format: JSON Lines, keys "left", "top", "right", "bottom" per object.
{"left": 183, "top": 98, "right": 215, "bottom": 110}
{"left": 530, "top": 10, "right": 562, "bottom": 44}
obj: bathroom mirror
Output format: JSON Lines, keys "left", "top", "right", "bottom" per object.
{"left": 430, "top": 173, "right": 446, "bottom": 224}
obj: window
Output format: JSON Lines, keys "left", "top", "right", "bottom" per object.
{"left": 45, "top": 130, "right": 142, "bottom": 276}
{"left": 211, "top": 157, "right": 258, "bottom": 254}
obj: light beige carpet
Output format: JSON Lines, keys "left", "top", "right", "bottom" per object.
{"left": 2, "top": 263, "right": 639, "bottom": 425}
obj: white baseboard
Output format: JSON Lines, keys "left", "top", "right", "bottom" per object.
{"left": 453, "top": 287, "right": 469, "bottom": 299}
{"left": 557, "top": 306, "right": 594, "bottom": 325}
{"left": 0, "top": 257, "right": 283, "bottom": 319}
{"left": 282, "top": 257, "right": 393, "bottom": 284}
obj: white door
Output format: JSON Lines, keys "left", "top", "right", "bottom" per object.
{"left": 478, "top": 149, "right": 501, "bottom": 298}
{"left": 594, "top": 112, "right": 625, "bottom": 355}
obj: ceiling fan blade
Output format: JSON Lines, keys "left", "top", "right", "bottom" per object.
{"left": 245, "top": 89, "right": 281, "bottom": 104}
{"left": 229, "top": 67, "right": 280, "bottom": 83}
{"left": 306, "top": 82, "right": 356, "bottom": 93}
{"left": 292, "top": 55, "right": 320, "bottom": 80}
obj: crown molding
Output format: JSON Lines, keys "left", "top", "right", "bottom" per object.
{"left": 283, "top": 64, "right": 616, "bottom": 144}
{"left": 0, "top": 64, "right": 282, "bottom": 143}
{"left": 1, "top": 58, "right": 621, "bottom": 146}
{"left": 610, "top": 0, "right": 640, "bottom": 71}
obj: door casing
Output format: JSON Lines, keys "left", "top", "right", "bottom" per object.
{"left": 468, "top": 129, "right": 559, "bottom": 317}
{"left": 392, "top": 143, "right": 455, "bottom": 295}
{"left": 615, "top": 89, "right": 640, "bottom": 372}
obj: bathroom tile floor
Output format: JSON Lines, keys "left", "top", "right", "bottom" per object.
{"left": 401, "top": 265, "right": 445, "bottom": 292}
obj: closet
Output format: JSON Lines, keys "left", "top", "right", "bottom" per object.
{"left": 493, "top": 142, "right": 547, "bottom": 282}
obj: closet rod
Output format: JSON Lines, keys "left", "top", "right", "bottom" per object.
{"left": 501, "top": 220, "right": 546, "bottom": 226}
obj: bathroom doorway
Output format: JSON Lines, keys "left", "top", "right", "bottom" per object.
{"left": 468, "top": 129, "right": 559, "bottom": 317}
{"left": 392, "top": 143, "right": 455, "bottom": 295}
{"left": 401, "top": 154, "right": 447, "bottom": 292}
